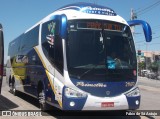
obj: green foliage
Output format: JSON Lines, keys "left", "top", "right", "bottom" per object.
{"left": 138, "top": 62, "right": 145, "bottom": 69}
{"left": 148, "top": 62, "right": 158, "bottom": 72}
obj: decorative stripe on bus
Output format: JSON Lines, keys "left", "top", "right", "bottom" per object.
{"left": 45, "top": 70, "right": 62, "bottom": 108}
{"left": 34, "top": 47, "right": 62, "bottom": 108}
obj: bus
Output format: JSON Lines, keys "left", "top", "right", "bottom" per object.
{"left": 6, "top": 3, "right": 152, "bottom": 110}
{"left": 0, "top": 24, "right": 4, "bottom": 94}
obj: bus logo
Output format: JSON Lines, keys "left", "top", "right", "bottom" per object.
{"left": 76, "top": 82, "right": 107, "bottom": 88}
{"left": 106, "top": 91, "right": 110, "bottom": 95}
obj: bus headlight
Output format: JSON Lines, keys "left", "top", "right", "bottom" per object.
{"left": 126, "top": 88, "right": 140, "bottom": 97}
{"left": 65, "top": 87, "right": 87, "bottom": 98}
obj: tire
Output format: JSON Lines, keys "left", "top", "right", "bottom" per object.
{"left": 9, "top": 77, "right": 12, "bottom": 92}
{"left": 38, "top": 89, "right": 47, "bottom": 111}
{"left": 11, "top": 78, "right": 18, "bottom": 96}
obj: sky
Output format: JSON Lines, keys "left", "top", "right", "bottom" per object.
{"left": 0, "top": 0, "right": 160, "bottom": 62}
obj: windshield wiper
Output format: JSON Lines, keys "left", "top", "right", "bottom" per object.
{"left": 77, "top": 64, "right": 99, "bottom": 79}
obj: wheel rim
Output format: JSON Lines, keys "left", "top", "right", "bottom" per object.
{"left": 39, "top": 90, "right": 45, "bottom": 109}
{"left": 12, "top": 83, "right": 16, "bottom": 95}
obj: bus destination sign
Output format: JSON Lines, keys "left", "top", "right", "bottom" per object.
{"left": 78, "top": 22, "right": 124, "bottom": 31}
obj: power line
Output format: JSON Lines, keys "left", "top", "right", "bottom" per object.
{"left": 135, "top": 35, "right": 160, "bottom": 44}
{"left": 152, "top": 25, "right": 160, "bottom": 29}
{"left": 136, "top": 0, "right": 160, "bottom": 16}
{"left": 135, "top": 40, "right": 145, "bottom": 44}
{"left": 136, "top": 0, "right": 160, "bottom": 13}
{"left": 135, "top": 1, "right": 155, "bottom": 12}
{"left": 150, "top": 43, "right": 160, "bottom": 45}
{"left": 153, "top": 36, "right": 160, "bottom": 39}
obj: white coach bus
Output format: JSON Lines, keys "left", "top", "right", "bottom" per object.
{"left": 6, "top": 3, "right": 152, "bottom": 110}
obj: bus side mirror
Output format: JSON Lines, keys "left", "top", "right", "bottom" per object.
{"left": 60, "top": 14, "right": 67, "bottom": 39}
{"left": 127, "top": 20, "right": 152, "bottom": 42}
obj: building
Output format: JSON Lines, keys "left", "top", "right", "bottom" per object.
{"left": 137, "top": 50, "right": 160, "bottom": 71}
{"left": 137, "top": 50, "right": 160, "bottom": 63}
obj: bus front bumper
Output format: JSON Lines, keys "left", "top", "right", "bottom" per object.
{"left": 62, "top": 91, "right": 140, "bottom": 110}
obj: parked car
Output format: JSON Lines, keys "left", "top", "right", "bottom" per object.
{"left": 141, "top": 70, "right": 150, "bottom": 77}
{"left": 147, "top": 72, "right": 157, "bottom": 79}
{"left": 157, "top": 75, "right": 160, "bottom": 80}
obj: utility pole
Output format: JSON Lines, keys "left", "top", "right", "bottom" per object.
{"left": 130, "top": 8, "right": 137, "bottom": 34}
{"left": 130, "top": 9, "right": 141, "bottom": 72}
{"left": 145, "top": 43, "right": 148, "bottom": 69}
{"left": 130, "top": 8, "right": 137, "bottom": 20}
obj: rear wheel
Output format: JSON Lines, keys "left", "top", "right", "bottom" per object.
{"left": 9, "top": 77, "right": 12, "bottom": 92}
{"left": 10, "top": 77, "right": 18, "bottom": 96}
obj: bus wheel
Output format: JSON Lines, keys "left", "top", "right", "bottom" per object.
{"left": 38, "top": 90, "right": 47, "bottom": 111}
{"left": 11, "top": 78, "right": 18, "bottom": 96}
{"left": 9, "top": 77, "right": 12, "bottom": 92}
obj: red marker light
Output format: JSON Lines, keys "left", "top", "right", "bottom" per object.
{"left": 133, "top": 70, "right": 137, "bottom": 76}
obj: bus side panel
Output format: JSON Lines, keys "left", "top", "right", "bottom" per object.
{"left": 6, "top": 57, "right": 11, "bottom": 85}
{"left": 25, "top": 47, "right": 62, "bottom": 108}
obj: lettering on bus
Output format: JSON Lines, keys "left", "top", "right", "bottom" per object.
{"left": 78, "top": 22, "right": 123, "bottom": 31}
{"left": 76, "top": 82, "right": 107, "bottom": 88}
{"left": 80, "top": 6, "right": 116, "bottom": 16}
{"left": 125, "top": 82, "right": 135, "bottom": 87}
{"left": 87, "top": 22, "right": 102, "bottom": 29}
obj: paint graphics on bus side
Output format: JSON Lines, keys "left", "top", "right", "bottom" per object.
{"left": 58, "top": 3, "right": 117, "bottom": 16}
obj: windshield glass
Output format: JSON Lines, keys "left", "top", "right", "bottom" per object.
{"left": 66, "top": 20, "right": 137, "bottom": 82}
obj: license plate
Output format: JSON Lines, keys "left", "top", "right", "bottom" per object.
{"left": 101, "top": 102, "right": 114, "bottom": 107}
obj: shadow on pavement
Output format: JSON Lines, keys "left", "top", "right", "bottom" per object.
{"left": 0, "top": 95, "right": 19, "bottom": 110}
{"left": 14, "top": 91, "right": 40, "bottom": 109}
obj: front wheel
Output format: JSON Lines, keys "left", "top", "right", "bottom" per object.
{"left": 38, "top": 90, "right": 47, "bottom": 111}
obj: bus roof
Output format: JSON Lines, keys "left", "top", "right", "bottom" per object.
{"left": 56, "top": 2, "right": 117, "bottom": 16}
{"left": 25, "top": 2, "right": 127, "bottom": 33}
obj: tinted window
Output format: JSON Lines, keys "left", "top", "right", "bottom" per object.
{"left": 20, "top": 25, "right": 39, "bottom": 51}
{"left": 41, "top": 20, "right": 56, "bottom": 63}
{"left": 8, "top": 34, "right": 22, "bottom": 57}
{"left": 55, "top": 35, "right": 63, "bottom": 74}
{"left": 41, "top": 20, "right": 63, "bottom": 74}
{"left": 67, "top": 20, "right": 137, "bottom": 81}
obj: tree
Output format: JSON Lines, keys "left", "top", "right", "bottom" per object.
{"left": 138, "top": 62, "right": 146, "bottom": 76}
{"left": 138, "top": 62, "right": 145, "bottom": 70}
{"left": 148, "top": 62, "right": 158, "bottom": 72}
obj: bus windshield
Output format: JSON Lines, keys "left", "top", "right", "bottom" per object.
{"left": 66, "top": 20, "right": 137, "bottom": 82}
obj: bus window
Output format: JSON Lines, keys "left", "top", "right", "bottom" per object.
{"left": 41, "top": 20, "right": 63, "bottom": 74}
{"left": 0, "top": 24, "right": 4, "bottom": 94}
{"left": 20, "top": 26, "right": 39, "bottom": 51}
{"left": 41, "top": 20, "right": 56, "bottom": 63}
{"left": 54, "top": 34, "right": 64, "bottom": 74}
